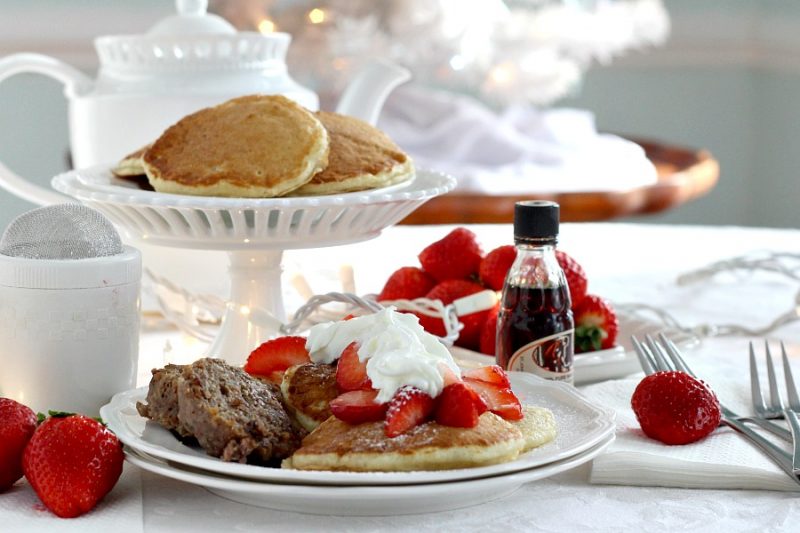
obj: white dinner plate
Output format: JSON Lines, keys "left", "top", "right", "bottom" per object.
{"left": 451, "top": 311, "right": 699, "bottom": 385}
{"left": 100, "top": 372, "right": 615, "bottom": 486}
{"left": 73, "top": 166, "right": 417, "bottom": 199}
{"left": 125, "top": 434, "right": 615, "bottom": 516}
{"left": 54, "top": 165, "right": 448, "bottom": 211}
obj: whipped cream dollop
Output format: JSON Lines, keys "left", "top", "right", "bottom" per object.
{"left": 306, "top": 307, "right": 460, "bottom": 403}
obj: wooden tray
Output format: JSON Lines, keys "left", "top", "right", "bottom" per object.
{"left": 400, "top": 138, "right": 719, "bottom": 224}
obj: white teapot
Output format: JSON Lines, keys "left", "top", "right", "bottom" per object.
{"left": 0, "top": 0, "right": 410, "bottom": 205}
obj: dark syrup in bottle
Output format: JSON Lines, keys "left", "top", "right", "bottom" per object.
{"left": 496, "top": 201, "right": 574, "bottom": 383}
{"left": 497, "top": 286, "right": 573, "bottom": 375}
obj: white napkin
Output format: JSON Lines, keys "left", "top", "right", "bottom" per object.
{"left": 378, "top": 85, "right": 658, "bottom": 194}
{"left": 584, "top": 378, "right": 799, "bottom": 492}
{"left": 0, "top": 464, "right": 143, "bottom": 531}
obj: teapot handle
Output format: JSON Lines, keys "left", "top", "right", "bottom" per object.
{"left": 0, "top": 53, "right": 93, "bottom": 205}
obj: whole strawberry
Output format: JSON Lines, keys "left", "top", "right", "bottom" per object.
{"left": 378, "top": 266, "right": 436, "bottom": 301}
{"left": 478, "top": 304, "right": 500, "bottom": 356}
{"left": 479, "top": 245, "right": 517, "bottom": 291}
{"left": 0, "top": 398, "right": 37, "bottom": 492}
{"left": 23, "top": 414, "right": 124, "bottom": 518}
{"left": 418, "top": 227, "right": 483, "bottom": 282}
{"left": 421, "top": 280, "right": 487, "bottom": 350}
{"left": 573, "top": 294, "right": 618, "bottom": 353}
{"left": 631, "top": 371, "right": 721, "bottom": 445}
{"left": 555, "top": 250, "right": 588, "bottom": 309}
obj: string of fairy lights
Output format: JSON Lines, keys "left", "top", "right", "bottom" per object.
{"left": 146, "top": 252, "right": 800, "bottom": 348}
{"left": 210, "top": 0, "right": 670, "bottom": 106}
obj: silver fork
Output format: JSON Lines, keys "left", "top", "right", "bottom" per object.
{"left": 632, "top": 333, "right": 800, "bottom": 485}
{"left": 750, "top": 340, "right": 800, "bottom": 474}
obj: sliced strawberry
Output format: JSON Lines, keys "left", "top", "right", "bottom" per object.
{"left": 434, "top": 382, "right": 487, "bottom": 428}
{"left": 462, "top": 365, "right": 511, "bottom": 387}
{"left": 336, "top": 342, "right": 372, "bottom": 392}
{"left": 438, "top": 363, "right": 462, "bottom": 387}
{"left": 464, "top": 378, "right": 523, "bottom": 421}
{"left": 244, "top": 336, "right": 310, "bottom": 380}
{"left": 384, "top": 386, "right": 436, "bottom": 437}
{"left": 330, "top": 390, "right": 388, "bottom": 425}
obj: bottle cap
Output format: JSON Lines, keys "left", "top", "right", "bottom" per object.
{"left": 514, "top": 201, "right": 559, "bottom": 242}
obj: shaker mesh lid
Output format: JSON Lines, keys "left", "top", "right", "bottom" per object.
{"left": 0, "top": 205, "right": 140, "bottom": 289}
{"left": 0, "top": 204, "right": 123, "bottom": 260}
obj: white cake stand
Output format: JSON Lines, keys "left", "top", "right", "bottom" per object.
{"left": 52, "top": 166, "right": 455, "bottom": 363}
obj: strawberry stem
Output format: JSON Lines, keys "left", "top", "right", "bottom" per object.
{"left": 575, "top": 325, "right": 603, "bottom": 353}
{"left": 47, "top": 410, "right": 75, "bottom": 418}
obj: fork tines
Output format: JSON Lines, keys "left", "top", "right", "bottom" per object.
{"left": 632, "top": 333, "right": 695, "bottom": 377}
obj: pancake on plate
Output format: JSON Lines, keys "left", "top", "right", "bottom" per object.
{"left": 288, "top": 111, "right": 413, "bottom": 196}
{"left": 280, "top": 363, "right": 339, "bottom": 432}
{"left": 143, "top": 95, "right": 329, "bottom": 198}
{"left": 112, "top": 145, "right": 148, "bottom": 178}
{"left": 512, "top": 405, "right": 557, "bottom": 452}
{"left": 284, "top": 412, "right": 528, "bottom": 472}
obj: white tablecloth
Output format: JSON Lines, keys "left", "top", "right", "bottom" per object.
{"left": 9, "top": 223, "right": 800, "bottom": 532}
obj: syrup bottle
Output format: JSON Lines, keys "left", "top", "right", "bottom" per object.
{"left": 496, "top": 201, "right": 574, "bottom": 384}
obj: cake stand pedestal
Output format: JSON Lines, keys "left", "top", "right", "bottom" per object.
{"left": 52, "top": 166, "right": 455, "bottom": 364}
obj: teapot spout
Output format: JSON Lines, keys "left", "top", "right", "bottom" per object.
{"left": 335, "top": 59, "right": 411, "bottom": 126}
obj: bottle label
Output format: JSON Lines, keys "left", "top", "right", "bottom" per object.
{"left": 507, "top": 329, "right": 574, "bottom": 383}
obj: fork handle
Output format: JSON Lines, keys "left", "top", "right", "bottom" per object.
{"left": 783, "top": 409, "right": 800, "bottom": 475}
{"left": 738, "top": 416, "right": 794, "bottom": 442}
{"left": 722, "top": 415, "right": 800, "bottom": 484}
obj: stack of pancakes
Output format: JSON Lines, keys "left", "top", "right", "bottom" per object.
{"left": 113, "top": 95, "right": 414, "bottom": 198}
{"left": 280, "top": 362, "right": 557, "bottom": 472}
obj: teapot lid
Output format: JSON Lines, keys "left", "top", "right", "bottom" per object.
{"left": 94, "top": 0, "right": 289, "bottom": 74}
{"left": 147, "top": 0, "right": 236, "bottom": 36}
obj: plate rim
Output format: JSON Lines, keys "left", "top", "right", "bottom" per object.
{"left": 100, "top": 372, "right": 615, "bottom": 486}
{"left": 52, "top": 165, "right": 456, "bottom": 210}
{"left": 450, "top": 311, "right": 699, "bottom": 385}
{"left": 124, "top": 432, "right": 616, "bottom": 495}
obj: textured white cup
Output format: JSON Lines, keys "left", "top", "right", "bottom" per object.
{"left": 0, "top": 247, "right": 141, "bottom": 416}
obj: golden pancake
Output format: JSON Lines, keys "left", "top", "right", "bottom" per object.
{"left": 112, "top": 145, "right": 148, "bottom": 178}
{"left": 285, "top": 412, "right": 525, "bottom": 472}
{"left": 512, "top": 405, "right": 557, "bottom": 452}
{"left": 289, "top": 111, "right": 413, "bottom": 196}
{"left": 279, "top": 363, "right": 338, "bottom": 432}
{"left": 143, "top": 95, "right": 329, "bottom": 197}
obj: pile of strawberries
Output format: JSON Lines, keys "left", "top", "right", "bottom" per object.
{"left": 245, "top": 334, "right": 523, "bottom": 438}
{"left": 0, "top": 398, "right": 124, "bottom": 518}
{"left": 376, "top": 227, "right": 619, "bottom": 355}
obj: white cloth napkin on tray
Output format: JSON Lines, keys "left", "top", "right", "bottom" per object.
{"left": 583, "top": 378, "right": 799, "bottom": 492}
{"left": 0, "top": 465, "right": 143, "bottom": 532}
{"left": 378, "top": 85, "right": 658, "bottom": 194}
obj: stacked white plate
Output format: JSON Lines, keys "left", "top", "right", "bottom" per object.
{"left": 452, "top": 312, "right": 698, "bottom": 386}
{"left": 101, "top": 373, "right": 615, "bottom": 516}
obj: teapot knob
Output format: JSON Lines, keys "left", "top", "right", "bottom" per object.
{"left": 176, "top": 0, "right": 208, "bottom": 16}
